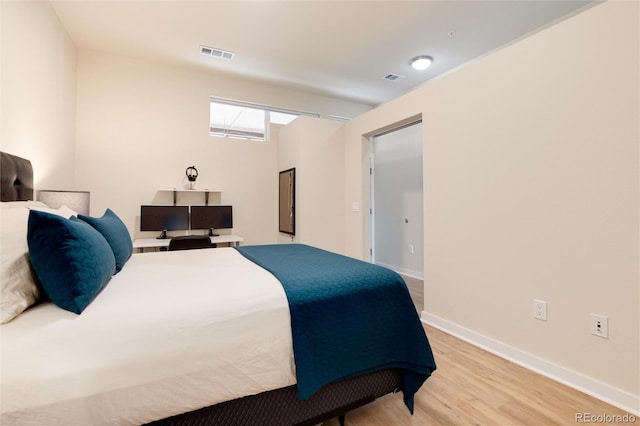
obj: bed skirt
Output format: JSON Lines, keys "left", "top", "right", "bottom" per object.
{"left": 146, "top": 368, "right": 402, "bottom": 426}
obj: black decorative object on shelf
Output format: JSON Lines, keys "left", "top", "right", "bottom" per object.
{"left": 185, "top": 165, "right": 198, "bottom": 190}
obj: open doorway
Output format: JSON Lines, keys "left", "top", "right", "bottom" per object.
{"left": 370, "top": 122, "right": 423, "bottom": 279}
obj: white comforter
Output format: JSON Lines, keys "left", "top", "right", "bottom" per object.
{"left": 0, "top": 248, "right": 296, "bottom": 425}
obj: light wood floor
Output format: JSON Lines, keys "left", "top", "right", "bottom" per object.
{"left": 323, "top": 277, "right": 633, "bottom": 425}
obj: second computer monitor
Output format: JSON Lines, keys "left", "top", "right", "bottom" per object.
{"left": 190, "top": 205, "right": 233, "bottom": 236}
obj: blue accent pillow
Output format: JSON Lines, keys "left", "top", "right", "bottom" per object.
{"left": 27, "top": 210, "right": 116, "bottom": 314}
{"left": 78, "top": 208, "right": 133, "bottom": 273}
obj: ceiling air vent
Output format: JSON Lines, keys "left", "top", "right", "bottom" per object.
{"left": 200, "top": 45, "right": 235, "bottom": 60}
{"left": 383, "top": 73, "right": 405, "bottom": 81}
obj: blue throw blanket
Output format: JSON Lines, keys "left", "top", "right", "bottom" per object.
{"left": 235, "top": 244, "right": 436, "bottom": 413}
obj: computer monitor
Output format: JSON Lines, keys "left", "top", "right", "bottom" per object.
{"left": 140, "top": 205, "right": 190, "bottom": 239}
{"left": 190, "top": 205, "right": 233, "bottom": 236}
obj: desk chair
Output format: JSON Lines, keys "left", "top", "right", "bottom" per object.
{"left": 168, "top": 235, "right": 216, "bottom": 251}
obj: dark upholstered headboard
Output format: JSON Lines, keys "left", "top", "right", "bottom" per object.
{"left": 1, "top": 151, "right": 34, "bottom": 202}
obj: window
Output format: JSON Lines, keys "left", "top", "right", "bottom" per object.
{"left": 209, "top": 97, "right": 318, "bottom": 141}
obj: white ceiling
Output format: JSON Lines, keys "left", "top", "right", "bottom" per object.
{"left": 51, "top": 0, "right": 599, "bottom": 107}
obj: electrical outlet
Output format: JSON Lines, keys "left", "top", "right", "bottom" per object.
{"left": 409, "top": 244, "right": 414, "bottom": 254}
{"left": 533, "top": 299, "right": 547, "bottom": 321}
{"left": 590, "top": 314, "right": 608, "bottom": 338}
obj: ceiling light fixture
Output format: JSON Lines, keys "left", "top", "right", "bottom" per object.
{"left": 410, "top": 55, "right": 433, "bottom": 71}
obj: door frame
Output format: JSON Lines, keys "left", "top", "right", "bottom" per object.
{"left": 369, "top": 120, "right": 423, "bottom": 277}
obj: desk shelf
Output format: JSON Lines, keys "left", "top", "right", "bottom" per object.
{"left": 159, "top": 189, "right": 222, "bottom": 206}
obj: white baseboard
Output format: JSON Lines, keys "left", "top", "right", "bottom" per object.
{"left": 421, "top": 311, "right": 640, "bottom": 416}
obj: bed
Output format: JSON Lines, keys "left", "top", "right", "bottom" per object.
{"left": 0, "top": 151, "right": 436, "bottom": 425}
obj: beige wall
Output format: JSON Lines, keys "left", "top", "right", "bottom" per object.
{"left": 74, "top": 50, "right": 370, "bottom": 243}
{"left": 277, "top": 117, "right": 345, "bottom": 252}
{"left": 345, "top": 0, "right": 639, "bottom": 410}
{"left": 1, "top": 0, "right": 77, "bottom": 190}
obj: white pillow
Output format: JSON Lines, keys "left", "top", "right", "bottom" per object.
{"left": 0, "top": 204, "right": 78, "bottom": 323}
{"left": 0, "top": 207, "right": 40, "bottom": 324}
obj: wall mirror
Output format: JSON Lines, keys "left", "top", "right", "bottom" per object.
{"left": 279, "top": 168, "right": 295, "bottom": 235}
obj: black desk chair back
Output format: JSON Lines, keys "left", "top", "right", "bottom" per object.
{"left": 168, "top": 235, "right": 216, "bottom": 251}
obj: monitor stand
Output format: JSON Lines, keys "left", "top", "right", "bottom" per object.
{"left": 208, "top": 228, "right": 220, "bottom": 237}
{"left": 157, "top": 230, "right": 168, "bottom": 239}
